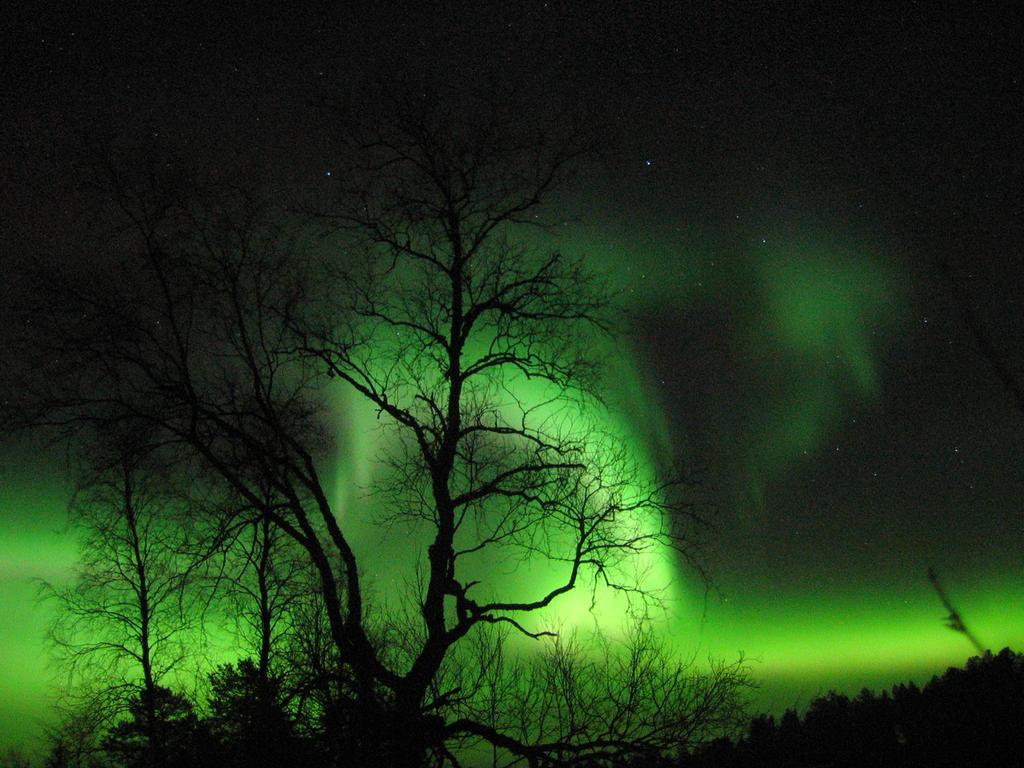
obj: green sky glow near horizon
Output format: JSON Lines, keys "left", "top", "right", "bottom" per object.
{"left": 2, "top": 225, "right": 1023, "bottom": 755}
{"left": 2, "top": 485, "right": 1022, "bottom": 751}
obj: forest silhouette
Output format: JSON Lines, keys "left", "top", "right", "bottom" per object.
{"left": 8, "top": 648, "right": 1017, "bottom": 766}
{"left": 679, "top": 648, "right": 1024, "bottom": 768}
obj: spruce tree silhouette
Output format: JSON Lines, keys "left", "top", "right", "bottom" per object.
{"left": 682, "top": 649, "right": 1024, "bottom": 768}
{"left": 207, "top": 659, "right": 303, "bottom": 768}
{"left": 101, "top": 686, "right": 213, "bottom": 768}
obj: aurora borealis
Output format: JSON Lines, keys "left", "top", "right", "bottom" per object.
{"left": 4, "top": 222, "right": 1021, "bottom": 751}
{"left": 2, "top": 1, "right": 1023, "bottom": 758}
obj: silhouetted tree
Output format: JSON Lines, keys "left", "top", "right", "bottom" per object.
{"left": 906, "top": 649, "right": 1024, "bottom": 768}
{"left": 273, "top": 566, "right": 352, "bottom": 762}
{"left": 5, "top": 84, "right": 747, "bottom": 766}
{"left": 43, "top": 702, "right": 114, "bottom": 768}
{"left": 462, "top": 625, "right": 749, "bottom": 766}
{"left": 204, "top": 489, "right": 312, "bottom": 695}
{"left": 681, "top": 649, "right": 1024, "bottom": 768}
{"left": 206, "top": 659, "right": 306, "bottom": 768}
{"left": 41, "top": 437, "right": 203, "bottom": 764}
{"left": 101, "top": 686, "right": 212, "bottom": 768}
{"left": 927, "top": 566, "right": 985, "bottom": 654}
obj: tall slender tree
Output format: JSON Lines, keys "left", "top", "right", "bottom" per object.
{"left": 43, "top": 437, "right": 202, "bottom": 767}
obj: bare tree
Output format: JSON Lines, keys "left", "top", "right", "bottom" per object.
{"left": 446, "top": 624, "right": 750, "bottom": 767}
{"left": 42, "top": 438, "right": 203, "bottom": 767}
{"left": 927, "top": 567, "right": 986, "bottom": 656}
{"left": 43, "top": 702, "right": 111, "bottom": 768}
{"left": 207, "top": 493, "right": 309, "bottom": 684}
{"left": 289, "top": 82, "right": 732, "bottom": 764}
{"left": 7, "top": 88, "right": 745, "bottom": 766}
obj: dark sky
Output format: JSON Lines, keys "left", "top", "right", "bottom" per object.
{"left": 2, "top": 0, "right": 1023, "bottom": 752}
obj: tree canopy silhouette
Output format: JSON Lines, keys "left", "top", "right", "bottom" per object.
{"left": 4, "top": 83, "right": 748, "bottom": 767}
{"left": 681, "top": 648, "right": 1024, "bottom": 768}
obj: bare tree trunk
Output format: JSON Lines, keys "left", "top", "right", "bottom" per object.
{"left": 121, "top": 457, "right": 162, "bottom": 768}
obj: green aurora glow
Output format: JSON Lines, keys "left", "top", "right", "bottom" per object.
{"left": 328, "top": 313, "right": 683, "bottom": 637}
{"left": 2, "top": 225, "right": 1023, "bottom": 753}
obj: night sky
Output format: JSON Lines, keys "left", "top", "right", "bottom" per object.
{"left": 2, "top": 1, "right": 1023, "bottom": 754}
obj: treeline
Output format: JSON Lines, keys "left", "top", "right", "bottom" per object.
{"left": 44, "top": 660, "right": 328, "bottom": 768}
{"left": 31, "top": 647, "right": 1024, "bottom": 767}
{"left": 676, "top": 647, "right": 1024, "bottom": 768}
